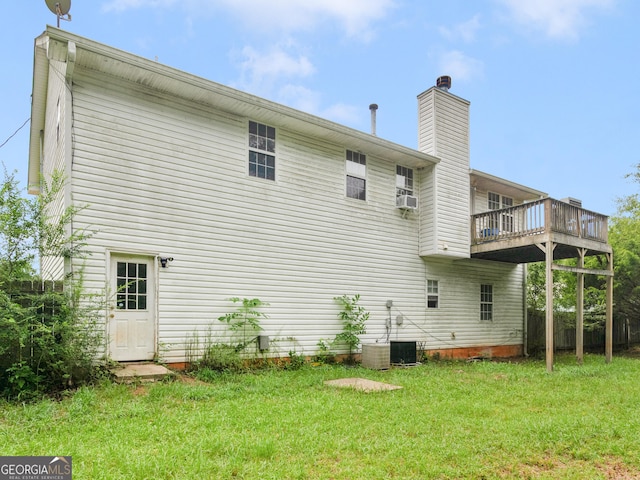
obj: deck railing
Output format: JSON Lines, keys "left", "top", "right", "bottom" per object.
{"left": 471, "top": 198, "right": 608, "bottom": 245}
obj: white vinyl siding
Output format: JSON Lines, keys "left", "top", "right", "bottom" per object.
{"left": 418, "top": 88, "right": 470, "bottom": 258}
{"left": 69, "top": 70, "right": 429, "bottom": 362}
{"left": 423, "top": 259, "right": 524, "bottom": 348}
{"left": 31, "top": 31, "right": 537, "bottom": 365}
{"left": 40, "top": 58, "right": 71, "bottom": 282}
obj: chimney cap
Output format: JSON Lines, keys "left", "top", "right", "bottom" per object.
{"left": 436, "top": 76, "right": 452, "bottom": 91}
{"left": 369, "top": 103, "right": 378, "bottom": 110}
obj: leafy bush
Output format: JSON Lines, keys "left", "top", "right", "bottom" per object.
{"left": 0, "top": 169, "right": 102, "bottom": 400}
{"left": 332, "top": 294, "right": 368, "bottom": 364}
{"left": 0, "top": 283, "right": 103, "bottom": 400}
{"left": 198, "top": 344, "right": 244, "bottom": 372}
{"left": 218, "top": 297, "right": 268, "bottom": 352}
{"left": 286, "top": 350, "right": 306, "bottom": 370}
{"left": 312, "top": 339, "right": 335, "bottom": 364}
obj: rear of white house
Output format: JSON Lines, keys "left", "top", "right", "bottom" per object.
{"left": 29, "top": 27, "right": 547, "bottom": 365}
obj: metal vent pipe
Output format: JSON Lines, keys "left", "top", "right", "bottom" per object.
{"left": 436, "top": 76, "right": 452, "bottom": 91}
{"left": 369, "top": 103, "right": 378, "bottom": 136}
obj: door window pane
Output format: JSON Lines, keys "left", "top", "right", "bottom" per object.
{"left": 116, "top": 261, "right": 149, "bottom": 310}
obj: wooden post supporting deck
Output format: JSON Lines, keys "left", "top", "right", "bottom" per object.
{"left": 472, "top": 199, "right": 613, "bottom": 371}
{"left": 546, "top": 241, "right": 555, "bottom": 373}
{"left": 576, "top": 248, "right": 586, "bottom": 365}
{"left": 606, "top": 252, "right": 614, "bottom": 363}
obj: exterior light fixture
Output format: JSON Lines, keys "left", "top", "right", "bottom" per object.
{"left": 159, "top": 257, "right": 174, "bottom": 268}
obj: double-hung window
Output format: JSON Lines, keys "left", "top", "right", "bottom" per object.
{"left": 248, "top": 121, "right": 276, "bottom": 181}
{"left": 427, "top": 280, "right": 439, "bottom": 309}
{"left": 488, "top": 192, "right": 514, "bottom": 232}
{"left": 500, "top": 196, "right": 514, "bottom": 232}
{"left": 480, "top": 284, "right": 493, "bottom": 321}
{"left": 396, "top": 165, "right": 414, "bottom": 196}
{"left": 346, "top": 150, "right": 366, "bottom": 200}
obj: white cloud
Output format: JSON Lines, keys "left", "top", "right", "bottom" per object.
{"left": 234, "top": 44, "right": 315, "bottom": 95}
{"left": 102, "top": 0, "right": 391, "bottom": 126}
{"left": 102, "top": 0, "right": 177, "bottom": 13}
{"left": 240, "top": 46, "right": 315, "bottom": 80}
{"left": 320, "top": 103, "right": 361, "bottom": 126}
{"left": 437, "top": 50, "right": 484, "bottom": 83}
{"left": 252, "top": 83, "right": 361, "bottom": 127}
{"left": 496, "top": 0, "right": 615, "bottom": 41}
{"left": 278, "top": 85, "right": 321, "bottom": 113}
{"left": 439, "top": 15, "right": 482, "bottom": 43}
{"left": 102, "top": 0, "right": 395, "bottom": 40}
{"left": 224, "top": 0, "right": 394, "bottom": 41}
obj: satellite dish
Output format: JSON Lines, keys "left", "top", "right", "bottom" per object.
{"left": 45, "top": 0, "right": 72, "bottom": 27}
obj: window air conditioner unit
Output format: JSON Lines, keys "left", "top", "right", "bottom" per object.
{"left": 396, "top": 194, "right": 418, "bottom": 210}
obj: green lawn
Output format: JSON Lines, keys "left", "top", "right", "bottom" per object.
{"left": 1, "top": 354, "right": 640, "bottom": 479}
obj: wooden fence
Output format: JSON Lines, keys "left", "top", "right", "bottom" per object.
{"left": 527, "top": 310, "right": 640, "bottom": 354}
{"left": 5, "top": 280, "right": 64, "bottom": 315}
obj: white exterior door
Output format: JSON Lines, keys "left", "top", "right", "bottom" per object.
{"left": 109, "top": 255, "right": 156, "bottom": 361}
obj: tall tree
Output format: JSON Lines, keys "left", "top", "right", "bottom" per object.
{"left": 0, "top": 169, "right": 37, "bottom": 282}
{"left": 610, "top": 163, "right": 640, "bottom": 324}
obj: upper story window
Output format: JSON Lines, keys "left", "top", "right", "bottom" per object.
{"left": 396, "top": 165, "right": 414, "bottom": 196}
{"left": 488, "top": 192, "right": 500, "bottom": 210}
{"left": 346, "top": 150, "right": 366, "bottom": 200}
{"left": 488, "top": 192, "right": 513, "bottom": 210}
{"left": 248, "top": 121, "right": 275, "bottom": 181}
{"left": 488, "top": 192, "right": 514, "bottom": 231}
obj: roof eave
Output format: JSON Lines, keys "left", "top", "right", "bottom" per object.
{"left": 470, "top": 168, "right": 548, "bottom": 201}
{"left": 43, "top": 26, "right": 439, "bottom": 169}
{"left": 27, "top": 33, "right": 50, "bottom": 195}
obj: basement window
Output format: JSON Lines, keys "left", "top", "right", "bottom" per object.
{"left": 248, "top": 121, "right": 276, "bottom": 181}
{"left": 480, "top": 284, "right": 493, "bottom": 321}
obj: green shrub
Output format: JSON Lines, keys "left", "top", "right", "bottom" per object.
{"left": 332, "top": 294, "right": 368, "bottom": 364}
{"left": 218, "top": 297, "right": 268, "bottom": 352}
{"left": 0, "top": 279, "right": 104, "bottom": 400}
{"left": 0, "top": 169, "right": 102, "bottom": 400}
{"left": 286, "top": 350, "right": 306, "bottom": 370}
{"left": 198, "top": 344, "right": 244, "bottom": 372}
{"left": 312, "top": 339, "right": 335, "bottom": 364}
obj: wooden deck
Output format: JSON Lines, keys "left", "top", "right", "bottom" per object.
{"left": 471, "top": 198, "right": 612, "bottom": 263}
{"left": 472, "top": 198, "right": 613, "bottom": 372}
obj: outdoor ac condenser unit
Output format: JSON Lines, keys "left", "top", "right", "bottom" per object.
{"left": 362, "top": 344, "right": 390, "bottom": 370}
{"left": 396, "top": 194, "right": 418, "bottom": 209}
{"left": 390, "top": 341, "right": 417, "bottom": 364}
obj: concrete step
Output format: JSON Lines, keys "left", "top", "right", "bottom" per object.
{"left": 110, "top": 363, "right": 174, "bottom": 383}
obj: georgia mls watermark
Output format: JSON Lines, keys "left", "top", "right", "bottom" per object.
{"left": 0, "top": 457, "right": 71, "bottom": 480}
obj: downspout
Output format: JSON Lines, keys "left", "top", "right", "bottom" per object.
{"left": 39, "top": 130, "right": 44, "bottom": 188}
{"left": 39, "top": 130, "right": 44, "bottom": 280}
{"left": 64, "top": 41, "right": 76, "bottom": 278}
